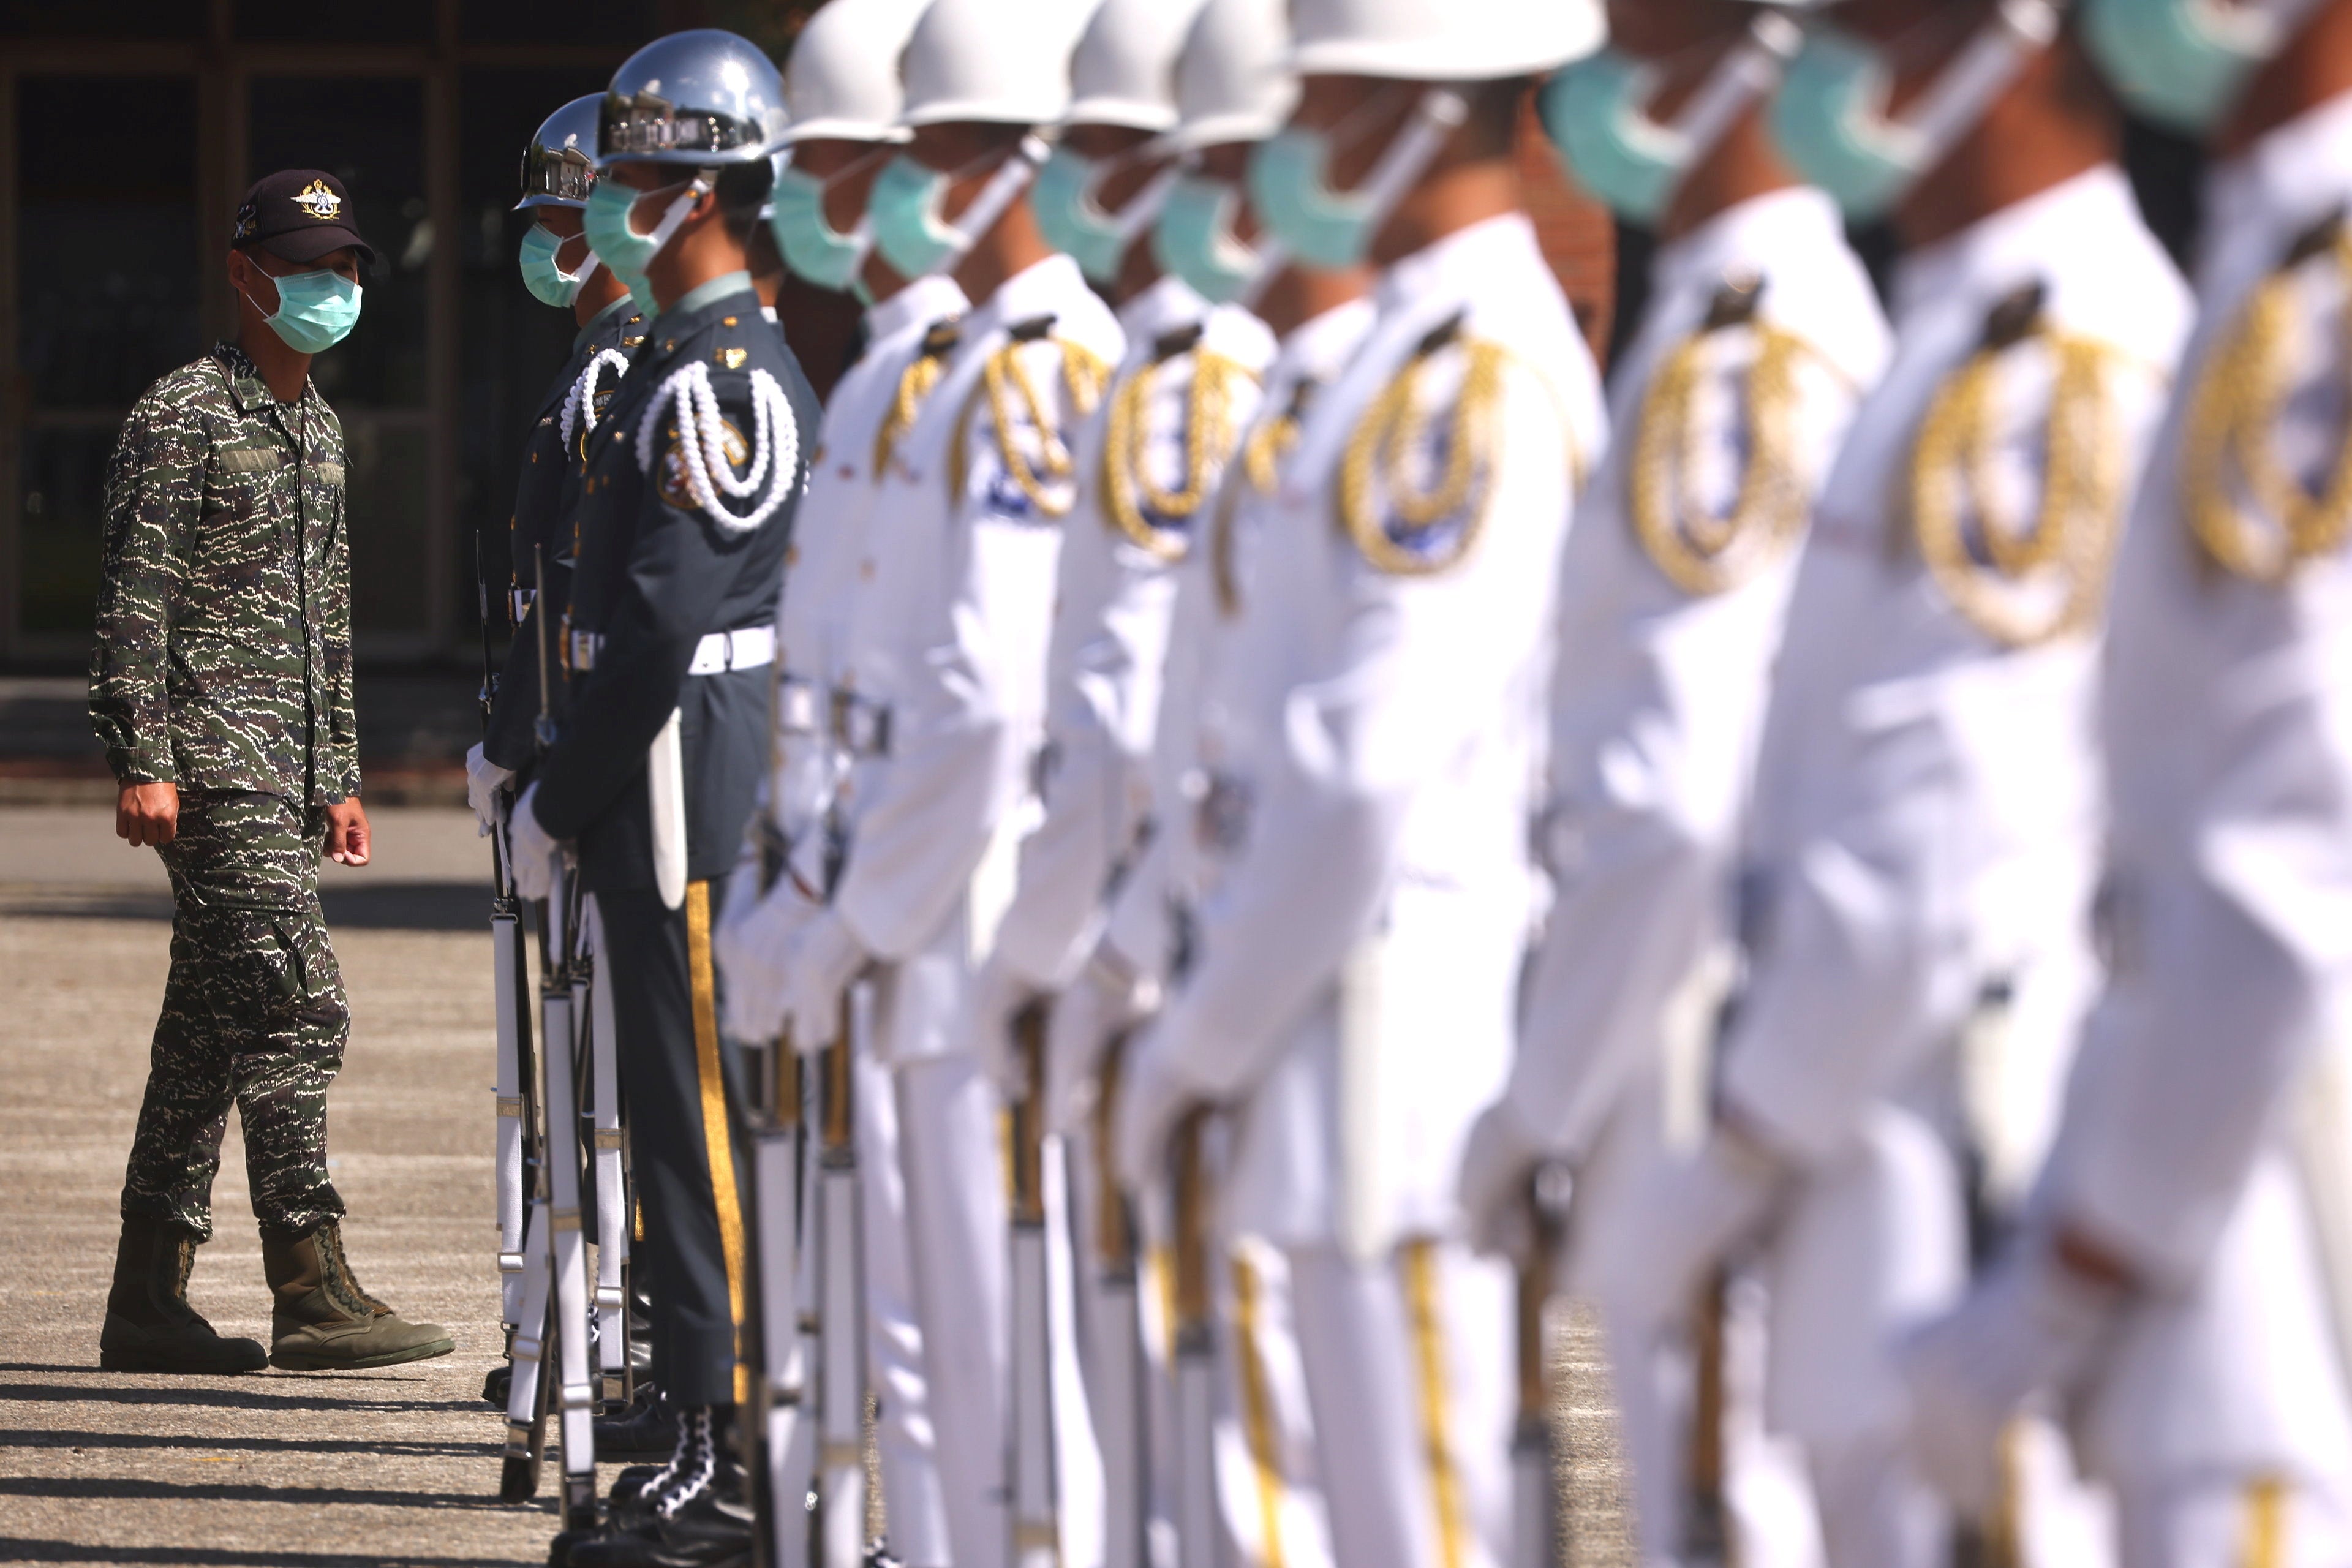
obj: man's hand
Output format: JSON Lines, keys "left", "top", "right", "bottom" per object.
{"left": 116, "top": 782, "right": 181, "bottom": 848}
{"left": 324, "top": 797, "right": 371, "bottom": 865}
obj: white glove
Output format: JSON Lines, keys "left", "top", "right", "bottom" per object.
{"left": 1046, "top": 951, "right": 1158, "bottom": 1135}
{"left": 509, "top": 782, "right": 562, "bottom": 903}
{"left": 965, "top": 952, "right": 1045, "bottom": 1096}
{"left": 1898, "top": 1235, "right": 2124, "bottom": 1514}
{"left": 780, "top": 908, "right": 869, "bottom": 1055}
{"left": 1586, "top": 1122, "right": 1786, "bottom": 1334}
{"left": 465, "top": 742, "right": 514, "bottom": 837}
{"left": 1112, "top": 1023, "right": 1203, "bottom": 1196}
{"left": 717, "top": 878, "right": 816, "bottom": 1045}
{"left": 1455, "top": 1096, "right": 1556, "bottom": 1259}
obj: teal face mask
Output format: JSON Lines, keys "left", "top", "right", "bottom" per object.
{"left": 582, "top": 175, "right": 706, "bottom": 314}
{"left": 1769, "top": 4, "right": 2058, "bottom": 222}
{"left": 1248, "top": 89, "right": 1468, "bottom": 270}
{"left": 518, "top": 223, "right": 601, "bottom": 309}
{"left": 1030, "top": 145, "right": 1174, "bottom": 286}
{"left": 769, "top": 164, "right": 873, "bottom": 293}
{"left": 2082, "top": 0, "right": 2321, "bottom": 132}
{"left": 248, "top": 267, "right": 362, "bottom": 354}
{"left": 1545, "top": 20, "right": 1800, "bottom": 226}
{"left": 1152, "top": 173, "right": 1268, "bottom": 306}
{"left": 871, "top": 144, "right": 1042, "bottom": 280}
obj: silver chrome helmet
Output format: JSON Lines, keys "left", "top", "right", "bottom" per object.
{"left": 516, "top": 95, "right": 603, "bottom": 211}
{"left": 598, "top": 28, "right": 791, "bottom": 168}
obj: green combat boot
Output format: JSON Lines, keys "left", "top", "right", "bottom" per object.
{"left": 99, "top": 1215, "right": 268, "bottom": 1374}
{"left": 263, "top": 1221, "right": 455, "bottom": 1371}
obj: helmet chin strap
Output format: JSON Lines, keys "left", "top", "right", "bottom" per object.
{"left": 926, "top": 135, "right": 1048, "bottom": 277}
{"left": 1882, "top": 0, "right": 2062, "bottom": 171}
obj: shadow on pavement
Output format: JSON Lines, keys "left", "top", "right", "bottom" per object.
{"left": 0, "top": 1427, "right": 488, "bottom": 1459}
{"left": 0, "top": 1477, "right": 515, "bottom": 1512}
{"left": 0, "top": 1379, "right": 456, "bottom": 1415}
{"left": 0, "top": 883, "right": 491, "bottom": 932}
{"left": 0, "top": 1540, "right": 538, "bottom": 1567}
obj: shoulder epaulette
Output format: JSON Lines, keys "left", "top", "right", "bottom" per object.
{"left": 1630, "top": 271, "right": 1816, "bottom": 597}
{"left": 1336, "top": 311, "right": 1510, "bottom": 577}
{"left": 948, "top": 321, "right": 1110, "bottom": 516}
{"left": 2183, "top": 207, "right": 2352, "bottom": 582}
{"left": 873, "top": 317, "right": 963, "bottom": 479}
{"left": 1102, "top": 322, "right": 1259, "bottom": 560}
{"left": 1912, "top": 274, "right": 2126, "bottom": 646}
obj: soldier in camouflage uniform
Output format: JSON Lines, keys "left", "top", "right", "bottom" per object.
{"left": 89, "top": 170, "right": 453, "bottom": 1376}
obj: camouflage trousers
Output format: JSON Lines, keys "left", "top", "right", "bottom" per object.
{"left": 119, "top": 790, "right": 349, "bottom": 1243}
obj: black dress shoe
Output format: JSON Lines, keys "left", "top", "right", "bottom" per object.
{"left": 594, "top": 1387, "right": 678, "bottom": 1463}
{"left": 567, "top": 1486, "right": 753, "bottom": 1568}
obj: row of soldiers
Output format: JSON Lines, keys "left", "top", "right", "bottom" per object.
{"left": 464, "top": 0, "right": 2352, "bottom": 1564}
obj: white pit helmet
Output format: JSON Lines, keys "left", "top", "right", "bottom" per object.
{"left": 1166, "top": 0, "right": 1297, "bottom": 155}
{"left": 900, "top": 0, "right": 1109, "bottom": 127}
{"left": 778, "top": 0, "right": 929, "bottom": 146}
{"left": 1290, "top": 0, "right": 1607, "bottom": 81}
{"left": 1068, "top": 0, "right": 1213, "bottom": 133}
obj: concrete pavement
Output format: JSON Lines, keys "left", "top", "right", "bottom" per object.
{"left": 0, "top": 802, "right": 1634, "bottom": 1566}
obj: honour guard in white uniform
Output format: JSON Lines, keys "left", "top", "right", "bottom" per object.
{"left": 1455, "top": 4, "right": 1888, "bottom": 1564}
{"left": 760, "top": 1, "right": 1123, "bottom": 1562}
{"left": 1109, "top": 1, "right": 1610, "bottom": 1564}
{"left": 710, "top": 1, "right": 965, "bottom": 1563}
{"left": 1902, "top": 1, "right": 2352, "bottom": 1561}
{"left": 1591, "top": 4, "right": 2192, "bottom": 1564}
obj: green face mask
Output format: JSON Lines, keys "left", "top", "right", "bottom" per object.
{"left": 518, "top": 222, "right": 601, "bottom": 308}
{"left": 246, "top": 266, "right": 363, "bottom": 354}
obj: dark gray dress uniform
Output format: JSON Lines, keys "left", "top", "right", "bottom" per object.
{"left": 530, "top": 270, "right": 816, "bottom": 1409}
{"left": 484, "top": 295, "right": 645, "bottom": 772}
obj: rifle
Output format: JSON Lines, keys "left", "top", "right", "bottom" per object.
{"left": 500, "top": 543, "right": 601, "bottom": 1531}
{"left": 1169, "top": 1108, "right": 1218, "bottom": 1568}
{"left": 1008, "top": 1000, "right": 1062, "bottom": 1568}
{"left": 477, "top": 529, "right": 543, "bottom": 1433}
{"left": 1509, "top": 1164, "right": 1570, "bottom": 1568}
{"left": 1091, "top": 1037, "right": 1152, "bottom": 1568}
{"left": 813, "top": 1000, "right": 866, "bottom": 1568}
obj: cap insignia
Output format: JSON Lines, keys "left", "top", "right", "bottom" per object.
{"left": 293, "top": 180, "right": 342, "bottom": 221}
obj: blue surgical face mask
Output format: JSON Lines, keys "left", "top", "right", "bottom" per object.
{"left": 769, "top": 162, "right": 875, "bottom": 293}
{"left": 1031, "top": 143, "right": 1175, "bottom": 285}
{"left": 582, "top": 174, "right": 706, "bottom": 314}
{"left": 246, "top": 266, "right": 362, "bottom": 354}
{"left": 1544, "top": 20, "right": 1800, "bottom": 226}
{"left": 871, "top": 143, "right": 1042, "bottom": 280}
{"left": 518, "top": 222, "right": 601, "bottom": 308}
{"left": 1248, "top": 88, "right": 1468, "bottom": 270}
{"left": 2082, "top": 0, "right": 2323, "bottom": 132}
{"left": 1152, "top": 172, "right": 1270, "bottom": 306}
{"left": 1770, "top": 3, "right": 2059, "bottom": 222}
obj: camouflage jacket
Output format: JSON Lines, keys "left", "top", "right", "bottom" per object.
{"left": 89, "top": 342, "right": 359, "bottom": 805}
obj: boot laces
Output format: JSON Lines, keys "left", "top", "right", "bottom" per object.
{"left": 652, "top": 1406, "right": 716, "bottom": 1518}
{"left": 323, "top": 1224, "right": 392, "bottom": 1315}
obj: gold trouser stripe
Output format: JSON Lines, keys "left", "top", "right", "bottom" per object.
{"left": 2242, "top": 1475, "right": 2289, "bottom": 1568}
{"left": 1402, "top": 1239, "right": 1469, "bottom": 1568}
{"left": 685, "top": 880, "right": 751, "bottom": 1404}
{"left": 1150, "top": 1243, "right": 1179, "bottom": 1366}
{"left": 1229, "top": 1249, "right": 1289, "bottom": 1568}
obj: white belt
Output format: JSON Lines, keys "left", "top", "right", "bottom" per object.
{"left": 568, "top": 624, "right": 777, "bottom": 675}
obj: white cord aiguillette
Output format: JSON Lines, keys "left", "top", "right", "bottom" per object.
{"left": 634, "top": 359, "right": 802, "bottom": 536}
{"left": 559, "top": 347, "right": 632, "bottom": 453}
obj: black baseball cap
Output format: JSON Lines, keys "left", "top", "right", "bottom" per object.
{"left": 231, "top": 169, "right": 377, "bottom": 266}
